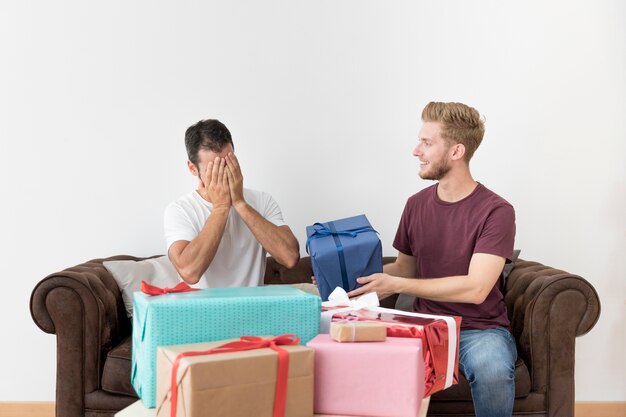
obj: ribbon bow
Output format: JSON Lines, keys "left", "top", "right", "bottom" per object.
{"left": 140, "top": 280, "right": 200, "bottom": 296}
{"left": 322, "top": 286, "right": 380, "bottom": 309}
{"left": 169, "top": 335, "right": 299, "bottom": 417}
{"left": 320, "top": 287, "right": 380, "bottom": 333}
{"left": 305, "top": 222, "right": 377, "bottom": 254}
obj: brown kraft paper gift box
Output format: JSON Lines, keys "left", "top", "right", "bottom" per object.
{"left": 329, "top": 321, "right": 387, "bottom": 342}
{"left": 156, "top": 339, "right": 314, "bottom": 417}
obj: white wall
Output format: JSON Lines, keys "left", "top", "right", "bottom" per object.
{"left": 1, "top": 0, "right": 624, "bottom": 402}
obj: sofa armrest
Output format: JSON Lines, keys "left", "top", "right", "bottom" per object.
{"left": 504, "top": 259, "right": 600, "bottom": 417}
{"left": 30, "top": 255, "right": 137, "bottom": 416}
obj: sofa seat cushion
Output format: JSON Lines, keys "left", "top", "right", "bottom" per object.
{"left": 102, "top": 336, "right": 136, "bottom": 397}
{"left": 101, "top": 335, "right": 530, "bottom": 401}
{"left": 432, "top": 357, "right": 530, "bottom": 401}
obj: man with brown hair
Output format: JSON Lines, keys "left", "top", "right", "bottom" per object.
{"left": 165, "top": 119, "right": 300, "bottom": 288}
{"left": 349, "top": 102, "right": 517, "bottom": 417}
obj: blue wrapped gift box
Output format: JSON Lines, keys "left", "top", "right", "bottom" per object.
{"left": 131, "top": 285, "right": 320, "bottom": 408}
{"left": 306, "top": 214, "right": 383, "bottom": 301}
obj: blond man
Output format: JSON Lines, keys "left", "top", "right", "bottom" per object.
{"left": 350, "top": 102, "right": 517, "bottom": 417}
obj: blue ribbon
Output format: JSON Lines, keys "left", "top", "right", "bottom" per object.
{"left": 306, "top": 222, "right": 378, "bottom": 291}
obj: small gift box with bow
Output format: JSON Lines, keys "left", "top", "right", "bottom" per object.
{"left": 330, "top": 320, "right": 387, "bottom": 343}
{"left": 132, "top": 285, "right": 320, "bottom": 408}
{"left": 305, "top": 214, "right": 382, "bottom": 301}
{"left": 156, "top": 335, "right": 314, "bottom": 417}
{"left": 306, "top": 334, "right": 424, "bottom": 417}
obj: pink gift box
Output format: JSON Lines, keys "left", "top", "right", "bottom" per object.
{"left": 306, "top": 334, "right": 424, "bottom": 417}
{"left": 328, "top": 309, "right": 461, "bottom": 396}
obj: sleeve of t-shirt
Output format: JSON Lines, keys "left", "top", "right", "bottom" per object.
{"left": 262, "top": 193, "right": 287, "bottom": 227}
{"left": 474, "top": 203, "right": 516, "bottom": 262}
{"left": 163, "top": 203, "right": 197, "bottom": 250}
{"left": 392, "top": 199, "right": 413, "bottom": 256}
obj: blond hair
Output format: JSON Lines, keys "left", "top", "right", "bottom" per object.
{"left": 421, "top": 102, "right": 485, "bottom": 161}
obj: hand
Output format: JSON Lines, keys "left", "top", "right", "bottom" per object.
{"left": 311, "top": 276, "right": 317, "bottom": 286}
{"left": 199, "top": 157, "right": 231, "bottom": 209}
{"left": 347, "top": 273, "right": 400, "bottom": 300}
{"left": 225, "top": 152, "right": 245, "bottom": 208}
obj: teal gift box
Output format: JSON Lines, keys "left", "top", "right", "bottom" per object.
{"left": 131, "top": 285, "right": 321, "bottom": 408}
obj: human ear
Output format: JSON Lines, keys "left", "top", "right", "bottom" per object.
{"left": 451, "top": 144, "right": 466, "bottom": 161}
{"left": 187, "top": 160, "right": 199, "bottom": 176}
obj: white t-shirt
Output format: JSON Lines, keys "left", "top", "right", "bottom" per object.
{"left": 163, "top": 188, "right": 286, "bottom": 288}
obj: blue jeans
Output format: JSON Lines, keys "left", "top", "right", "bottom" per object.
{"left": 458, "top": 327, "right": 517, "bottom": 417}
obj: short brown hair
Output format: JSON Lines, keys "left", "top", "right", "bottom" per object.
{"left": 184, "top": 119, "right": 234, "bottom": 166}
{"left": 421, "top": 102, "right": 485, "bottom": 161}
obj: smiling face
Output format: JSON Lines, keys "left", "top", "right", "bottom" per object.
{"left": 413, "top": 121, "right": 455, "bottom": 181}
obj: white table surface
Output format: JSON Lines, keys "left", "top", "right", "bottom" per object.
{"left": 115, "top": 401, "right": 154, "bottom": 417}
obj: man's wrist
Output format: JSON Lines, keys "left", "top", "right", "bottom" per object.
{"left": 211, "top": 206, "right": 231, "bottom": 215}
{"left": 393, "top": 275, "right": 408, "bottom": 294}
{"left": 232, "top": 199, "right": 248, "bottom": 212}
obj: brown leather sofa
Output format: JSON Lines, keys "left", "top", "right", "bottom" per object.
{"left": 30, "top": 255, "right": 600, "bottom": 417}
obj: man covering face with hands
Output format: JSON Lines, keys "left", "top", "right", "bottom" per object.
{"left": 164, "top": 119, "right": 300, "bottom": 288}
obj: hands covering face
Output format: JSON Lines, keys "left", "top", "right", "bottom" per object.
{"left": 224, "top": 153, "right": 244, "bottom": 207}
{"left": 197, "top": 152, "right": 244, "bottom": 209}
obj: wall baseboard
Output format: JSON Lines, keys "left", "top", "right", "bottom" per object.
{"left": 575, "top": 401, "right": 626, "bottom": 417}
{"left": 0, "top": 402, "right": 54, "bottom": 417}
{"left": 0, "top": 401, "right": 624, "bottom": 417}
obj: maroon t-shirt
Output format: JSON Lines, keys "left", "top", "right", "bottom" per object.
{"left": 393, "top": 183, "right": 515, "bottom": 330}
